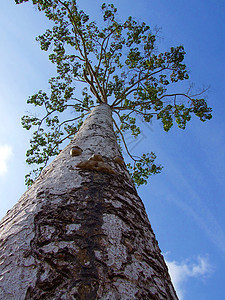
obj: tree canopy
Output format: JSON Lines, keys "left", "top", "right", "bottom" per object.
{"left": 15, "top": 0, "right": 212, "bottom": 187}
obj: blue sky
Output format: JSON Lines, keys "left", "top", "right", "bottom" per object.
{"left": 0, "top": 1, "right": 225, "bottom": 299}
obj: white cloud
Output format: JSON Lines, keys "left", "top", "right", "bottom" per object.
{"left": 166, "top": 256, "right": 212, "bottom": 300}
{"left": 0, "top": 145, "right": 13, "bottom": 176}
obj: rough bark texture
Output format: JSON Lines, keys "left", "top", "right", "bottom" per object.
{"left": 0, "top": 104, "right": 178, "bottom": 299}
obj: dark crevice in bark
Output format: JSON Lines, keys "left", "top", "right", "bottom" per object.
{"left": 24, "top": 167, "right": 177, "bottom": 299}
{"left": 26, "top": 172, "right": 113, "bottom": 299}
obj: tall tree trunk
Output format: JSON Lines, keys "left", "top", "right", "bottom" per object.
{"left": 0, "top": 104, "right": 178, "bottom": 299}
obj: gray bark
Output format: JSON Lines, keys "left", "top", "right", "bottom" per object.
{"left": 0, "top": 104, "right": 178, "bottom": 299}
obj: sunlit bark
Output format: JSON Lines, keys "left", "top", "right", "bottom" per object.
{"left": 0, "top": 104, "right": 178, "bottom": 299}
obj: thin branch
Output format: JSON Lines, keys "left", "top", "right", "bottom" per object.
{"left": 96, "top": 25, "right": 122, "bottom": 74}
{"left": 83, "top": 68, "right": 102, "bottom": 102}
{"left": 112, "top": 118, "right": 140, "bottom": 162}
{"left": 114, "top": 109, "right": 133, "bottom": 128}
{"left": 71, "top": 55, "right": 85, "bottom": 62}
{"left": 36, "top": 104, "right": 88, "bottom": 133}
{"left": 56, "top": 131, "right": 77, "bottom": 146}
{"left": 57, "top": 112, "right": 89, "bottom": 131}
{"left": 37, "top": 105, "right": 67, "bottom": 131}
{"left": 61, "top": 1, "right": 107, "bottom": 103}
{"left": 189, "top": 87, "right": 210, "bottom": 97}
{"left": 37, "top": 129, "right": 78, "bottom": 178}
{"left": 58, "top": 0, "right": 105, "bottom": 104}
{"left": 70, "top": 97, "right": 87, "bottom": 105}
{"left": 62, "top": 1, "right": 105, "bottom": 102}
{"left": 115, "top": 106, "right": 158, "bottom": 117}
{"left": 115, "top": 92, "right": 198, "bottom": 112}
{"left": 111, "top": 68, "right": 166, "bottom": 107}
{"left": 96, "top": 29, "right": 115, "bottom": 72}
{"left": 159, "top": 93, "right": 193, "bottom": 102}
{"left": 57, "top": 0, "right": 85, "bottom": 59}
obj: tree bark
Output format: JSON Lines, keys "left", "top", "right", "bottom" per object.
{"left": 0, "top": 104, "right": 178, "bottom": 299}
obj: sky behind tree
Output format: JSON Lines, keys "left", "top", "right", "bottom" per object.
{"left": 0, "top": 1, "right": 225, "bottom": 299}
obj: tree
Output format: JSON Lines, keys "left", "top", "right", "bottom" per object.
{"left": 16, "top": 0, "right": 211, "bottom": 187}
{"left": 0, "top": 0, "right": 212, "bottom": 299}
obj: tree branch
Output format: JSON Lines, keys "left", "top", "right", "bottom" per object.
{"left": 112, "top": 118, "right": 140, "bottom": 162}
{"left": 111, "top": 68, "right": 166, "bottom": 107}
{"left": 96, "top": 25, "right": 122, "bottom": 74}
{"left": 56, "top": 112, "right": 89, "bottom": 132}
